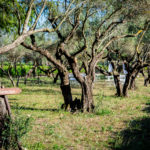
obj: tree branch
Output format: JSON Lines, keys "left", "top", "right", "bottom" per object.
{"left": 31, "top": 0, "right": 47, "bottom": 30}
{"left": 21, "top": 42, "right": 66, "bottom": 73}
{"left": 96, "top": 31, "right": 143, "bottom": 60}
{"left": 96, "top": 66, "right": 111, "bottom": 76}
{"left": 0, "top": 28, "right": 54, "bottom": 54}
{"left": 22, "top": 0, "right": 34, "bottom": 33}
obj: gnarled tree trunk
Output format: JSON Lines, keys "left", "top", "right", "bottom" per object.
{"left": 122, "top": 74, "right": 131, "bottom": 97}
{"left": 129, "top": 76, "right": 136, "bottom": 90}
{"left": 81, "top": 78, "right": 95, "bottom": 112}
{"left": 129, "top": 71, "right": 139, "bottom": 90}
{"left": 59, "top": 72, "right": 73, "bottom": 111}
{"left": 113, "top": 73, "right": 122, "bottom": 96}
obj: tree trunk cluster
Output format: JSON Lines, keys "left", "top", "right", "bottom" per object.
{"left": 114, "top": 68, "right": 149, "bottom": 97}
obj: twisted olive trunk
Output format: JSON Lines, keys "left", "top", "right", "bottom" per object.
{"left": 113, "top": 73, "right": 122, "bottom": 96}
{"left": 59, "top": 72, "right": 73, "bottom": 110}
{"left": 129, "top": 70, "right": 139, "bottom": 90}
{"left": 122, "top": 74, "right": 131, "bottom": 97}
{"left": 81, "top": 77, "right": 95, "bottom": 112}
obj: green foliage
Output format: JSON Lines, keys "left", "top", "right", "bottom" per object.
{"left": 0, "top": 0, "right": 37, "bottom": 34}
{"left": 94, "top": 93, "right": 112, "bottom": 116}
{"left": 0, "top": 64, "right": 52, "bottom": 77}
{"left": 0, "top": 0, "right": 17, "bottom": 32}
{"left": 1, "top": 114, "right": 32, "bottom": 149}
{"left": 0, "top": 64, "right": 31, "bottom": 77}
{"left": 52, "top": 144, "right": 65, "bottom": 150}
{"left": 47, "top": 1, "right": 59, "bottom": 17}
{"left": 27, "top": 142, "right": 46, "bottom": 150}
{"left": 95, "top": 109, "right": 112, "bottom": 116}
{"left": 97, "top": 63, "right": 108, "bottom": 70}
{"left": 143, "top": 26, "right": 150, "bottom": 43}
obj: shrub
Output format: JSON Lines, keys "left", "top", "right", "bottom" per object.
{"left": 1, "top": 115, "right": 32, "bottom": 149}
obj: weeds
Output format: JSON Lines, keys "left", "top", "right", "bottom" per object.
{"left": 1, "top": 111, "right": 32, "bottom": 149}
{"left": 52, "top": 144, "right": 65, "bottom": 150}
{"left": 44, "top": 124, "right": 56, "bottom": 136}
{"left": 94, "top": 93, "right": 112, "bottom": 116}
{"left": 26, "top": 142, "right": 45, "bottom": 150}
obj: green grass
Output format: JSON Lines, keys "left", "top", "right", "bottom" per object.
{"left": 0, "top": 76, "right": 150, "bottom": 150}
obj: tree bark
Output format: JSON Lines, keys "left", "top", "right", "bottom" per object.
{"left": 66, "top": 56, "right": 95, "bottom": 112}
{"left": 59, "top": 72, "right": 73, "bottom": 111}
{"left": 16, "top": 76, "right": 20, "bottom": 87}
{"left": 81, "top": 78, "right": 95, "bottom": 112}
{"left": 60, "top": 84, "right": 73, "bottom": 110}
{"left": 113, "top": 73, "right": 122, "bottom": 96}
{"left": 144, "top": 67, "right": 150, "bottom": 86}
{"left": 0, "top": 28, "right": 53, "bottom": 54}
{"left": 129, "top": 76, "right": 136, "bottom": 90}
{"left": 144, "top": 77, "right": 150, "bottom": 86}
{"left": 122, "top": 74, "right": 131, "bottom": 97}
{"left": 8, "top": 69, "right": 16, "bottom": 87}
{"left": 53, "top": 73, "right": 59, "bottom": 84}
{"left": 129, "top": 71, "right": 139, "bottom": 90}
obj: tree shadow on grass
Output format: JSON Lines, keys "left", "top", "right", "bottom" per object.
{"left": 111, "top": 117, "right": 150, "bottom": 150}
{"left": 11, "top": 105, "right": 60, "bottom": 112}
{"left": 8, "top": 98, "right": 18, "bottom": 101}
{"left": 22, "top": 88, "right": 61, "bottom": 95}
{"left": 142, "top": 102, "right": 150, "bottom": 113}
{"left": 23, "top": 79, "right": 61, "bottom": 86}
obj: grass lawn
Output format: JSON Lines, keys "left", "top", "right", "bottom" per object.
{"left": 1, "top": 76, "right": 150, "bottom": 150}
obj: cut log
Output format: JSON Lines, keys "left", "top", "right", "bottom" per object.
{"left": 0, "top": 88, "right": 22, "bottom": 95}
